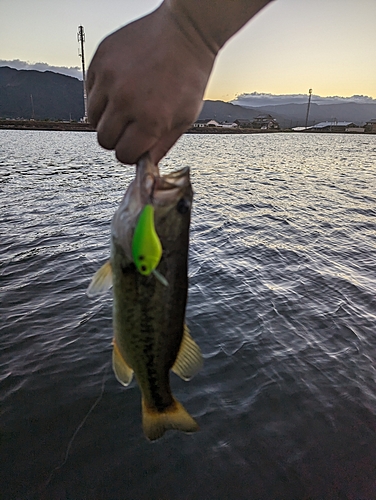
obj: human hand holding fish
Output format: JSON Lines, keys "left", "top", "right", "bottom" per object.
{"left": 87, "top": 0, "right": 273, "bottom": 165}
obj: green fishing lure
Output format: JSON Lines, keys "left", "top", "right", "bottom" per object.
{"left": 132, "top": 204, "right": 167, "bottom": 285}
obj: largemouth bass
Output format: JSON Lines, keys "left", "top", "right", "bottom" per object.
{"left": 87, "top": 155, "right": 202, "bottom": 440}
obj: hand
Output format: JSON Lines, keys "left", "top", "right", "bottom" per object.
{"left": 87, "top": 4, "right": 216, "bottom": 165}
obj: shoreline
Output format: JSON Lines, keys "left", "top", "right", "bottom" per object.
{"left": 0, "top": 119, "right": 374, "bottom": 134}
{"left": 0, "top": 119, "right": 95, "bottom": 132}
{"left": 0, "top": 119, "right": 282, "bottom": 133}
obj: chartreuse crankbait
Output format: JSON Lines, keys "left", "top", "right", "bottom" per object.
{"left": 131, "top": 204, "right": 168, "bottom": 286}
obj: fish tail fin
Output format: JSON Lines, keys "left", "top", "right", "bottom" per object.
{"left": 142, "top": 397, "right": 199, "bottom": 441}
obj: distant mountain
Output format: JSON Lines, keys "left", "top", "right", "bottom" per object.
{"left": 1, "top": 67, "right": 375, "bottom": 127}
{"left": 0, "top": 59, "right": 82, "bottom": 80}
{"left": 199, "top": 100, "right": 260, "bottom": 122}
{"left": 199, "top": 99, "right": 376, "bottom": 128}
{"left": 198, "top": 100, "right": 288, "bottom": 127}
{"left": 247, "top": 102, "right": 376, "bottom": 127}
{"left": 0, "top": 67, "right": 84, "bottom": 120}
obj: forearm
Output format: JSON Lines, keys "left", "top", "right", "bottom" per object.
{"left": 165, "top": 0, "right": 274, "bottom": 55}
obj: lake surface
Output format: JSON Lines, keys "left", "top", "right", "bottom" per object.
{"left": 1, "top": 130, "right": 376, "bottom": 499}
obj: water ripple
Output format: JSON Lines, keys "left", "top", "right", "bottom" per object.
{"left": 1, "top": 131, "right": 376, "bottom": 499}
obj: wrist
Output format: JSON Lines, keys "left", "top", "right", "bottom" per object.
{"left": 158, "top": 1, "right": 218, "bottom": 67}
{"left": 147, "top": 2, "right": 217, "bottom": 100}
{"left": 165, "top": 0, "right": 274, "bottom": 51}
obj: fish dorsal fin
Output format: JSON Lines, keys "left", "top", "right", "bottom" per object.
{"left": 86, "top": 260, "right": 113, "bottom": 297}
{"left": 112, "top": 340, "right": 133, "bottom": 386}
{"left": 172, "top": 325, "right": 203, "bottom": 381}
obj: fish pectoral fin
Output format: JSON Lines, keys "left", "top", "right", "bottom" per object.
{"left": 112, "top": 340, "right": 133, "bottom": 386}
{"left": 142, "top": 397, "right": 199, "bottom": 441}
{"left": 86, "top": 260, "right": 113, "bottom": 297}
{"left": 172, "top": 325, "right": 203, "bottom": 381}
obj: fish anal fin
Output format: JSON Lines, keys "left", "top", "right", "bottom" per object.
{"left": 87, "top": 260, "right": 113, "bottom": 297}
{"left": 112, "top": 339, "right": 133, "bottom": 386}
{"left": 142, "top": 397, "right": 199, "bottom": 441}
{"left": 172, "top": 325, "right": 203, "bottom": 381}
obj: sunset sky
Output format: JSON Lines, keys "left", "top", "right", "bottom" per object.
{"left": 1, "top": 0, "right": 375, "bottom": 101}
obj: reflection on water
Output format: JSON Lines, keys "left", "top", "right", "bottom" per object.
{"left": 1, "top": 131, "right": 376, "bottom": 499}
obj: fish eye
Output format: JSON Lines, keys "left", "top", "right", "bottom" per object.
{"left": 176, "top": 198, "right": 190, "bottom": 214}
{"left": 138, "top": 255, "right": 144, "bottom": 261}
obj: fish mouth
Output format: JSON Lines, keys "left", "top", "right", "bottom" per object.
{"left": 152, "top": 167, "right": 191, "bottom": 206}
{"left": 136, "top": 154, "right": 191, "bottom": 207}
{"left": 111, "top": 161, "right": 192, "bottom": 262}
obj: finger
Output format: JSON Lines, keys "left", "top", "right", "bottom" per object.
{"left": 96, "top": 103, "right": 132, "bottom": 151}
{"left": 87, "top": 83, "right": 108, "bottom": 128}
{"left": 149, "top": 123, "right": 192, "bottom": 164}
{"left": 114, "top": 122, "right": 161, "bottom": 165}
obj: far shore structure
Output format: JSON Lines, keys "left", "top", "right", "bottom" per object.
{"left": 191, "top": 115, "right": 374, "bottom": 134}
{"left": 1, "top": 116, "right": 375, "bottom": 134}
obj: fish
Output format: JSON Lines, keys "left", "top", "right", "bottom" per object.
{"left": 87, "top": 154, "right": 203, "bottom": 440}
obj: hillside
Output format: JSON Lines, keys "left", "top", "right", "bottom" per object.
{"left": 0, "top": 66, "right": 84, "bottom": 120}
{"left": 248, "top": 102, "right": 376, "bottom": 127}
{"left": 199, "top": 100, "right": 259, "bottom": 121}
{"left": 1, "top": 66, "right": 375, "bottom": 127}
{"left": 199, "top": 100, "right": 376, "bottom": 128}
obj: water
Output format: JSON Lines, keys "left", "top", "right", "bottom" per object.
{"left": 1, "top": 130, "right": 376, "bottom": 499}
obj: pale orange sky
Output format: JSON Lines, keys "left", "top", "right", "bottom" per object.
{"left": 1, "top": 0, "right": 375, "bottom": 101}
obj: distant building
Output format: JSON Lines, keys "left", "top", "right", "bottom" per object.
{"left": 192, "top": 119, "right": 238, "bottom": 128}
{"left": 345, "top": 127, "right": 365, "bottom": 134}
{"left": 234, "top": 119, "right": 252, "bottom": 128}
{"left": 291, "top": 126, "right": 309, "bottom": 132}
{"left": 193, "top": 119, "right": 210, "bottom": 127}
{"left": 252, "top": 114, "right": 280, "bottom": 130}
{"left": 193, "top": 119, "right": 221, "bottom": 127}
{"left": 364, "top": 119, "right": 376, "bottom": 133}
{"left": 307, "top": 121, "right": 355, "bottom": 132}
{"left": 220, "top": 121, "right": 238, "bottom": 128}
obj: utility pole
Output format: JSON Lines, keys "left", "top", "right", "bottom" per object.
{"left": 305, "top": 88, "right": 312, "bottom": 129}
{"left": 77, "top": 25, "right": 88, "bottom": 122}
{"left": 30, "top": 94, "right": 35, "bottom": 120}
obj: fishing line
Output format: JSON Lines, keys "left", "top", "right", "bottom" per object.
{"left": 40, "top": 362, "right": 109, "bottom": 492}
